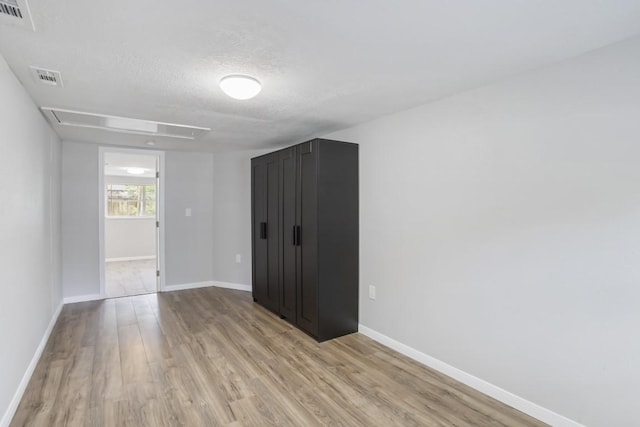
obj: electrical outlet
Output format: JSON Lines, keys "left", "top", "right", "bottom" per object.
{"left": 185, "top": 208, "right": 192, "bottom": 217}
{"left": 369, "top": 285, "right": 376, "bottom": 300}
{"left": 235, "top": 254, "right": 242, "bottom": 264}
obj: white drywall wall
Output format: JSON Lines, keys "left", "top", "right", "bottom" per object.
{"left": 324, "top": 36, "right": 640, "bottom": 427}
{"left": 105, "top": 175, "right": 155, "bottom": 186}
{"left": 164, "top": 151, "right": 214, "bottom": 286}
{"left": 105, "top": 218, "right": 156, "bottom": 260}
{"left": 61, "top": 146, "right": 216, "bottom": 295}
{"left": 0, "top": 54, "right": 62, "bottom": 425}
{"left": 212, "top": 150, "right": 269, "bottom": 286}
{"left": 61, "top": 141, "right": 100, "bottom": 297}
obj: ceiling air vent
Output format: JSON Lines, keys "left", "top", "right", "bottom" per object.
{"left": 30, "top": 67, "right": 63, "bottom": 87}
{"left": 0, "top": 0, "right": 35, "bottom": 31}
{"left": 41, "top": 108, "right": 211, "bottom": 140}
{"left": 0, "top": 0, "right": 21, "bottom": 18}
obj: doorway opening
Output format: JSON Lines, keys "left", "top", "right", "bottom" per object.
{"left": 99, "top": 148, "right": 165, "bottom": 298}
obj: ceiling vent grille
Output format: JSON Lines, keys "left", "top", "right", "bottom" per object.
{"left": 41, "top": 108, "right": 211, "bottom": 140}
{"left": 30, "top": 67, "right": 63, "bottom": 87}
{"left": 0, "top": 0, "right": 35, "bottom": 31}
{"left": 0, "top": 0, "right": 22, "bottom": 18}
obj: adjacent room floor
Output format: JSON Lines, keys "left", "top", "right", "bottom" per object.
{"left": 105, "top": 259, "right": 157, "bottom": 298}
{"left": 11, "top": 287, "right": 546, "bottom": 426}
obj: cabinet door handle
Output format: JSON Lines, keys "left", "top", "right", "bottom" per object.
{"left": 295, "top": 225, "right": 301, "bottom": 246}
{"left": 260, "top": 222, "right": 267, "bottom": 239}
{"left": 292, "top": 225, "right": 297, "bottom": 246}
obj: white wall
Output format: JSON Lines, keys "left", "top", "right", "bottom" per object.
{"left": 212, "top": 150, "right": 268, "bottom": 286}
{"left": 0, "top": 54, "right": 62, "bottom": 425}
{"left": 164, "top": 151, "right": 214, "bottom": 286}
{"left": 61, "top": 146, "right": 216, "bottom": 295}
{"left": 105, "top": 175, "right": 155, "bottom": 186}
{"left": 61, "top": 141, "right": 100, "bottom": 298}
{"left": 105, "top": 218, "right": 156, "bottom": 260}
{"left": 324, "top": 36, "right": 640, "bottom": 427}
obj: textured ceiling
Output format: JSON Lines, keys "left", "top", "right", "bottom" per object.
{"left": 1, "top": 0, "right": 640, "bottom": 152}
{"left": 104, "top": 152, "right": 157, "bottom": 177}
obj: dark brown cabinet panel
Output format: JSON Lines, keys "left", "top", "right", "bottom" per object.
{"left": 279, "top": 147, "right": 297, "bottom": 320}
{"left": 252, "top": 139, "right": 358, "bottom": 342}
{"left": 265, "top": 153, "right": 280, "bottom": 312}
{"left": 251, "top": 157, "right": 268, "bottom": 300}
{"left": 251, "top": 153, "right": 280, "bottom": 313}
{"left": 296, "top": 142, "right": 319, "bottom": 336}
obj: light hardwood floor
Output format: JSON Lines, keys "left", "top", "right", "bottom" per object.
{"left": 105, "top": 259, "right": 157, "bottom": 298}
{"left": 11, "top": 287, "right": 547, "bottom": 426}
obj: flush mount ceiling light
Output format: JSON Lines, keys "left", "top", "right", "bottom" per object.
{"left": 126, "top": 167, "right": 145, "bottom": 175}
{"left": 219, "top": 75, "right": 262, "bottom": 100}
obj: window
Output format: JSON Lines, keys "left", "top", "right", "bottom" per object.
{"left": 106, "top": 184, "right": 156, "bottom": 217}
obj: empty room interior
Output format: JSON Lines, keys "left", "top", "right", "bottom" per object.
{"left": 1, "top": 1, "right": 639, "bottom": 426}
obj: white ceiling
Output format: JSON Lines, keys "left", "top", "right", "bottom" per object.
{"left": 1, "top": 0, "right": 640, "bottom": 152}
{"left": 104, "top": 152, "right": 156, "bottom": 177}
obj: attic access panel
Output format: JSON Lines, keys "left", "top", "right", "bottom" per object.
{"left": 42, "top": 108, "right": 210, "bottom": 140}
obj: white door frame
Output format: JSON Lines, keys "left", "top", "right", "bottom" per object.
{"left": 98, "top": 146, "right": 166, "bottom": 297}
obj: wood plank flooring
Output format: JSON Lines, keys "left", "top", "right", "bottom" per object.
{"left": 11, "top": 287, "right": 547, "bottom": 426}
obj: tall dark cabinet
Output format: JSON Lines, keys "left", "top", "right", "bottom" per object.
{"left": 251, "top": 139, "right": 358, "bottom": 342}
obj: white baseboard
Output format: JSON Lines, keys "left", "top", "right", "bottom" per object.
{"left": 63, "top": 294, "right": 103, "bottom": 304}
{"left": 212, "top": 280, "right": 251, "bottom": 292}
{"left": 0, "top": 302, "right": 63, "bottom": 427}
{"left": 358, "top": 324, "right": 584, "bottom": 427}
{"left": 163, "top": 281, "right": 215, "bottom": 292}
{"left": 163, "top": 280, "right": 251, "bottom": 293}
{"left": 105, "top": 255, "right": 156, "bottom": 263}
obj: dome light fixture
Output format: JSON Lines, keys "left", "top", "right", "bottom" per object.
{"left": 220, "top": 75, "right": 262, "bottom": 100}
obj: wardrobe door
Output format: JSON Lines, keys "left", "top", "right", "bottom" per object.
{"left": 279, "top": 147, "right": 296, "bottom": 320}
{"left": 296, "top": 142, "right": 319, "bottom": 336}
{"left": 251, "top": 156, "right": 268, "bottom": 301}
{"left": 263, "top": 153, "right": 280, "bottom": 313}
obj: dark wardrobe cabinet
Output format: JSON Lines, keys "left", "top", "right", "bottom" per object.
{"left": 251, "top": 139, "right": 358, "bottom": 341}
